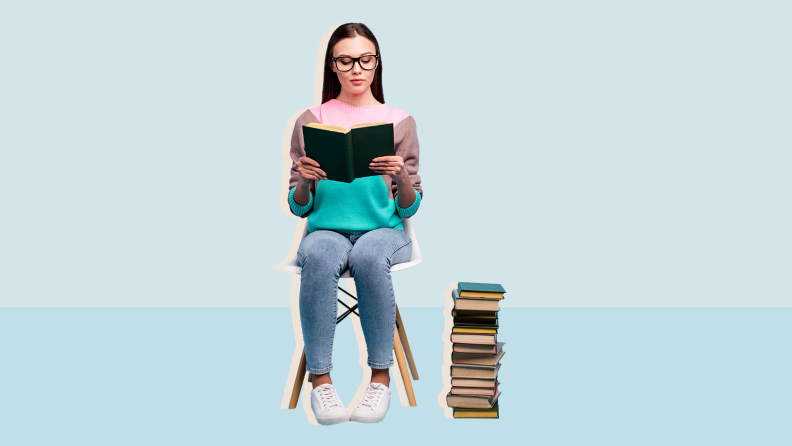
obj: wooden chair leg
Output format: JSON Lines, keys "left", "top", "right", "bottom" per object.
{"left": 393, "top": 325, "right": 417, "bottom": 406}
{"left": 289, "top": 347, "right": 307, "bottom": 409}
{"left": 395, "top": 304, "right": 419, "bottom": 380}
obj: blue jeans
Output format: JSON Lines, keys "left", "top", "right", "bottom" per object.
{"left": 297, "top": 227, "right": 413, "bottom": 374}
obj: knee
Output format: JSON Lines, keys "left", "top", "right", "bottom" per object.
{"left": 348, "top": 246, "right": 388, "bottom": 275}
{"left": 298, "top": 234, "right": 349, "bottom": 272}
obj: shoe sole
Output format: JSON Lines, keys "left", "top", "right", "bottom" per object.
{"left": 315, "top": 412, "right": 350, "bottom": 425}
{"left": 350, "top": 414, "right": 386, "bottom": 423}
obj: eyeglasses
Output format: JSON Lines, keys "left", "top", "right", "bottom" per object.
{"left": 331, "top": 54, "right": 379, "bottom": 72}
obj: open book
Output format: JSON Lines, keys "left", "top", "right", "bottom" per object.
{"left": 302, "top": 122, "right": 395, "bottom": 183}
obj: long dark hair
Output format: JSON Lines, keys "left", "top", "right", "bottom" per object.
{"left": 321, "top": 23, "right": 384, "bottom": 104}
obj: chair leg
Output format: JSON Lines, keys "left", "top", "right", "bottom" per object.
{"left": 289, "top": 347, "right": 307, "bottom": 409}
{"left": 395, "top": 304, "right": 419, "bottom": 381}
{"left": 393, "top": 325, "right": 417, "bottom": 406}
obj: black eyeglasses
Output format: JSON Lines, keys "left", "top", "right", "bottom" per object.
{"left": 331, "top": 54, "right": 379, "bottom": 72}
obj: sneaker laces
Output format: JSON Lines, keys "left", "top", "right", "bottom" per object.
{"left": 358, "top": 383, "right": 386, "bottom": 409}
{"left": 316, "top": 384, "right": 343, "bottom": 409}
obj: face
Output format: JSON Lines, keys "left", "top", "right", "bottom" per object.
{"left": 330, "top": 36, "right": 378, "bottom": 96}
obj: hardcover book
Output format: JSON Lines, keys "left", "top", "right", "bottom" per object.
{"left": 452, "top": 309, "right": 498, "bottom": 318}
{"left": 453, "top": 342, "right": 503, "bottom": 354}
{"left": 450, "top": 332, "right": 497, "bottom": 345}
{"left": 452, "top": 289, "right": 500, "bottom": 311}
{"left": 302, "top": 122, "right": 395, "bottom": 183}
{"left": 450, "top": 362, "right": 501, "bottom": 379}
{"left": 453, "top": 400, "right": 499, "bottom": 419}
{"left": 447, "top": 389, "right": 501, "bottom": 409}
{"left": 452, "top": 343, "right": 505, "bottom": 366}
{"left": 452, "top": 326, "right": 498, "bottom": 334}
{"left": 458, "top": 282, "right": 507, "bottom": 299}
{"left": 453, "top": 316, "right": 498, "bottom": 326}
{"left": 452, "top": 349, "right": 505, "bottom": 367}
{"left": 450, "top": 380, "right": 500, "bottom": 396}
{"left": 451, "top": 377, "right": 499, "bottom": 388}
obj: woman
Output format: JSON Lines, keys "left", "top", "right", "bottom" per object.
{"left": 286, "top": 23, "right": 423, "bottom": 425}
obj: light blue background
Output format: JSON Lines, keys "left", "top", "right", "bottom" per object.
{"left": 1, "top": 3, "right": 790, "bottom": 443}
{"left": 1, "top": 1, "right": 790, "bottom": 307}
{"left": 1, "top": 308, "right": 790, "bottom": 445}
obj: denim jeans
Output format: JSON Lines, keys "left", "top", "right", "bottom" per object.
{"left": 297, "top": 227, "right": 413, "bottom": 374}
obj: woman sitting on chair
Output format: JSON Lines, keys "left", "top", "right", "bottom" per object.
{"left": 286, "top": 23, "right": 423, "bottom": 425}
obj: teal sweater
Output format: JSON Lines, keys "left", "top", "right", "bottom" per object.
{"left": 289, "top": 178, "right": 421, "bottom": 234}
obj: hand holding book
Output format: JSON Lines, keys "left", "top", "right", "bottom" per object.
{"left": 291, "top": 155, "right": 326, "bottom": 207}
{"left": 295, "top": 156, "right": 327, "bottom": 182}
{"left": 370, "top": 155, "right": 416, "bottom": 209}
{"left": 368, "top": 155, "right": 407, "bottom": 182}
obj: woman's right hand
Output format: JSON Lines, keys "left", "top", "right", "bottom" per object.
{"left": 296, "top": 156, "right": 327, "bottom": 182}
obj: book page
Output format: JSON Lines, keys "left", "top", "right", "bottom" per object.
{"left": 304, "top": 122, "right": 350, "bottom": 133}
{"left": 350, "top": 121, "right": 389, "bottom": 129}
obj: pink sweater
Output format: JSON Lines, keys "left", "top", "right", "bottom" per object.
{"left": 310, "top": 98, "right": 411, "bottom": 131}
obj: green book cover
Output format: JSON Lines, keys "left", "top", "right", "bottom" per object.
{"left": 453, "top": 317, "right": 499, "bottom": 327}
{"left": 452, "top": 309, "right": 499, "bottom": 318}
{"left": 302, "top": 122, "right": 395, "bottom": 183}
{"left": 458, "top": 282, "right": 507, "bottom": 294}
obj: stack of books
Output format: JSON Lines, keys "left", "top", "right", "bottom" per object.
{"left": 447, "top": 282, "right": 505, "bottom": 419}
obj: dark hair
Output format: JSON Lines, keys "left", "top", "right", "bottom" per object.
{"left": 321, "top": 23, "right": 384, "bottom": 104}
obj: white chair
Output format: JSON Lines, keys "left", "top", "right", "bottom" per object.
{"left": 282, "top": 218, "right": 422, "bottom": 409}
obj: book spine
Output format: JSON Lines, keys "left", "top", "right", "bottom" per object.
{"left": 345, "top": 132, "right": 355, "bottom": 183}
{"left": 450, "top": 333, "right": 497, "bottom": 344}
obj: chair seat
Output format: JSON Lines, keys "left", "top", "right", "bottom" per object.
{"left": 281, "top": 218, "right": 422, "bottom": 278}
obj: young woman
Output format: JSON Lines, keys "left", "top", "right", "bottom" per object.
{"left": 286, "top": 23, "right": 423, "bottom": 425}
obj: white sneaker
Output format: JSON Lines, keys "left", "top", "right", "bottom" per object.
{"left": 350, "top": 382, "right": 391, "bottom": 423}
{"left": 310, "top": 383, "right": 349, "bottom": 425}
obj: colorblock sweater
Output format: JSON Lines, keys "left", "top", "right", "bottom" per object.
{"left": 287, "top": 98, "right": 423, "bottom": 235}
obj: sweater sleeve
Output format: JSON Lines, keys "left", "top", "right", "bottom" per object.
{"left": 392, "top": 115, "right": 423, "bottom": 217}
{"left": 286, "top": 110, "right": 320, "bottom": 218}
{"left": 289, "top": 187, "right": 313, "bottom": 216}
{"left": 395, "top": 187, "right": 421, "bottom": 218}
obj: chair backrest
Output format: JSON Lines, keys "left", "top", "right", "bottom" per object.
{"left": 280, "top": 218, "right": 422, "bottom": 277}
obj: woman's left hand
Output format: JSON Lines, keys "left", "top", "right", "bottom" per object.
{"left": 369, "top": 156, "right": 408, "bottom": 181}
